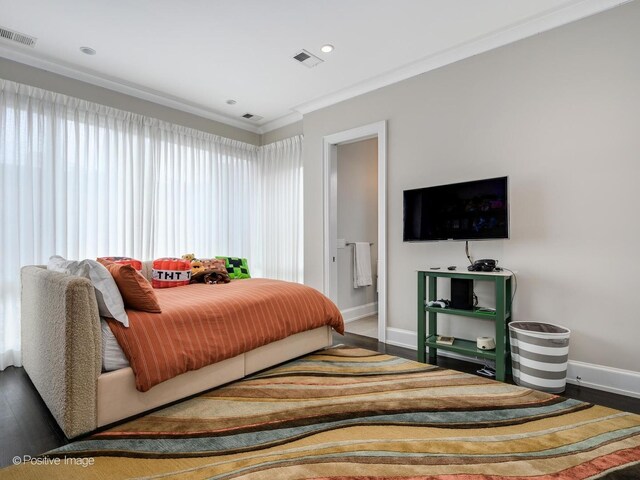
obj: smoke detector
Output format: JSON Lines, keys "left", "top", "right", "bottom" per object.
{"left": 241, "top": 113, "right": 263, "bottom": 122}
{"left": 0, "top": 26, "right": 37, "bottom": 47}
{"left": 292, "top": 49, "right": 324, "bottom": 68}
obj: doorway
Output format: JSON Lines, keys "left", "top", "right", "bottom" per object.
{"left": 323, "top": 121, "right": 387, "bottom": 342}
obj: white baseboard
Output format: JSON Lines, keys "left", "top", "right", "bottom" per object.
{"left": 384, "top": 328, "right": 640, "bottom": 398}
{"left": 384, "top": 327, "right": 417, "bottom": 349}
{"left": 566, "top": 360, "right": 640, "bottom": 399}
{"left": 341, "top": 302, "right": 378, "bottom": 323}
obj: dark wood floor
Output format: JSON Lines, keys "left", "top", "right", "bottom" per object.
{"left": 0, "top": 365, "right": 69, "bottom": 468}
{"left": 0, "top": 332, "right": 638, "bottom": 468}
{"left": 336, "top": 332, "right": 640, "bottom": 415}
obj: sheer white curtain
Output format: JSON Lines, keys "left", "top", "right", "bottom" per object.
{"left": 153, "top": 131, "right": 304, "bottom": 280}
{"left": 0, "top": 80, "right": 156, "bottom": 369}
{"left": 153, "top": 127, "right": 260, "bottom": 259}
{"left": 0, "top": 79, "right": 303, "bottom": 370}
{"left": 254, "top": 136, "right": 303, "bottom": 283}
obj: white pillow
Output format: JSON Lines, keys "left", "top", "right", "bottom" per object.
{"left": 100, "top": 318, "right": 130, "bottom": 371}
{"left": 47, "top": 255, "right": 129, "bottom": 327}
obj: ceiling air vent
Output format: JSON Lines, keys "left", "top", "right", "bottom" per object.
{"left": 241, "top": 113, "right": 263, "bottom": 122}
{"left": 292, "top": 49, "right": 323, "bottom": 68}
{"left": 0, "top": 26, "right": 37, "bottom": 47}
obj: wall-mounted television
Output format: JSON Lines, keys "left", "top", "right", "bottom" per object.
{"left": 403, "top": 176, "right": 509, "bottom": 241}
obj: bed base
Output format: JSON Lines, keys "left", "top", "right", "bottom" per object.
{"left": 21, "top": 265, "right": 333, "bottom": 438}
{"left": 97, "top": 326, "right": 332, "bottom": 428}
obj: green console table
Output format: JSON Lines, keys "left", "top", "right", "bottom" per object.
{"left": 417, "top": 268, "right": 513, "bottom": 381}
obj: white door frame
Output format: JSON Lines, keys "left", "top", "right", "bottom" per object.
{"left": 323, "top": 121, "right": 387, "bottom": 342}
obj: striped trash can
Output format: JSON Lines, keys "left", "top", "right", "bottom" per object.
{"left": 509, "top": 322, "right": 571, "bottom": 393}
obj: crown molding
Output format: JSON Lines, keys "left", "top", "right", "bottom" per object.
{"left": 0, "top": 45, "right": 261, "bottom": 134}
{"left": 292, "top": 0, "right": 632, "bottom": 115}
{"left": 257, "top": 111, "right": 303, "bottom": 134}
{"left": 0, "top": 0, "right": 631, "bottom": 135}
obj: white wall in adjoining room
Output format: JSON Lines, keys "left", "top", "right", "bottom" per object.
{"left": 336, "top": 138, "right": 378, "bottom": 314}
{"left": 302, "top": 1, "right": 640, "bottom": 374}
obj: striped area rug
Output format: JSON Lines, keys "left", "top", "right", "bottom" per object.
{"left": 4, "top": 346, "right": 640, "bottom": 479}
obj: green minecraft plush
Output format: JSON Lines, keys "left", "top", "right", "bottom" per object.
{"left": 215, "top": 256, "right": 251, "bottom": 279}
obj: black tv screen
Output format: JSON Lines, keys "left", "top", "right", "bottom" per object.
{"left": 403, "top": 176, "right": 509, "bottom": 241}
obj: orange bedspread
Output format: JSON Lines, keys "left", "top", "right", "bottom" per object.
{"left": 107, "top": 279, "right": 344, "bottom": 391}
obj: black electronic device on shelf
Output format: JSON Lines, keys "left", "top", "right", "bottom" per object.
{"left": 450, "top": 278, "right": 474, "bottom": 310}
{"left": 468, "top": 259, "right": 497, "bottom": 272}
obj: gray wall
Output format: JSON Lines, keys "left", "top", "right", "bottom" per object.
{"left": 303, "top": 2, "right": 640, "bottom": 371}
{"left": 261, "top": 121, "right": 303, "bottom": 145}
{"left": 336, "top": 138, "right": 378, "bottom": 311}
{"left": 0, "top": 57, "right": 260, "bottom": 145}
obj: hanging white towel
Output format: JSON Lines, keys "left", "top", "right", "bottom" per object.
{"left": 353, "top": 242, "right": 373, "bottom": 288}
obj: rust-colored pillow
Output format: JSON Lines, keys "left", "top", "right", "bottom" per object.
{"left": 97, "top": 256, "right": 143, "bottom": 271}
{"left": 99, "top": 260, "right": 161, "bottom": 313}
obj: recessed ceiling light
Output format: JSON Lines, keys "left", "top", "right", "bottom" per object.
{"left": 226, "top": 99, "right": 237, "bottom": 105}
{"left": 321, "top": 44, "right": 334, "bottom": 53}
{"left": 80, "top": 46, "right": 96, "bottom": 55}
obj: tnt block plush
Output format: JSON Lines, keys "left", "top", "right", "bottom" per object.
{"left": 152, "top": 258, "right": 191, "bottom": 288}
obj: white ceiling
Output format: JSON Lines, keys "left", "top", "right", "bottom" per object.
{"left": 0, "top": 0, "right": 627, "bottom": 133}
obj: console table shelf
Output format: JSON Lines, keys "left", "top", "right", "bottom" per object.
{"left": 424, "top": 306, "right": 511, "bottom": 320}
{"left": 417, "top": 268, "right": 514, "bottom": 381}
{"left": 425, "top": 335, "right": 497, "bottom": 361}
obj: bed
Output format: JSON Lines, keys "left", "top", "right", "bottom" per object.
{"left": 20, "top": 264, "right": 343, "bottom": 438}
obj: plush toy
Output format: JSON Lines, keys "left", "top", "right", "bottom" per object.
{"left": 204, "top": 271, "right": 231, "bottom": 284}
{"left": 200, "top": 258, "right": 222, "bottom": 270}
{"left": 216, "top": 256, "right": 251, "bottom": 279}
{"left": 152, "top": 257, "right": 191, "bottom": 288}
{"left": 190, "top": 259, "right": 205, "bottom": 276}
{"left": 182, "top": 253, "right": 196, "bottom": 262}
{"left": 189, "top": 258, "right": 231, "bottom": 285}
